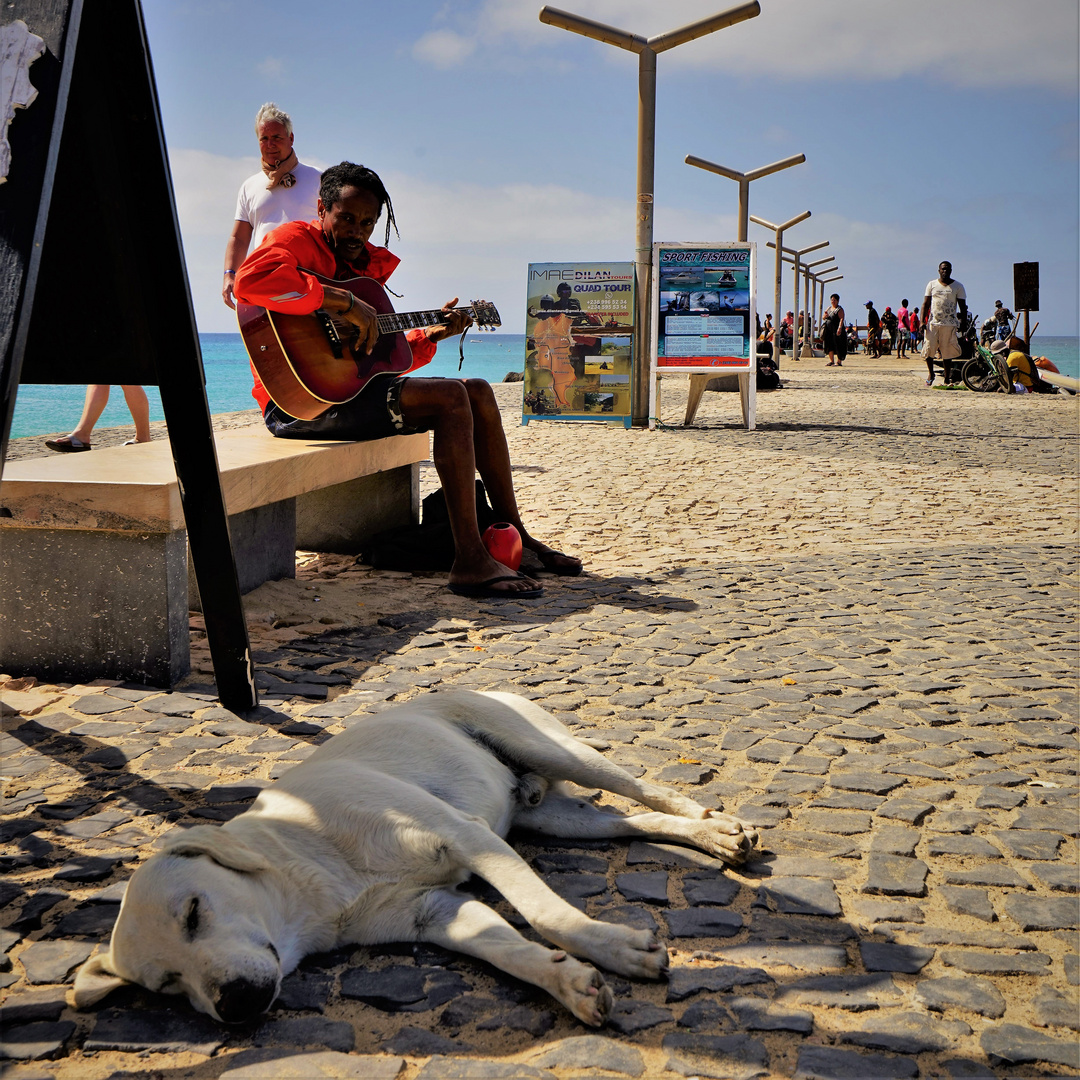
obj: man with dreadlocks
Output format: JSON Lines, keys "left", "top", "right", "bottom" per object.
{"left": 235, "top": 161, "right": 582, "bottom": 599}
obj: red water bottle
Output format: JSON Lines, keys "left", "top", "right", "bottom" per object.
{"left": 482, "top": 522, "right": 523, "bottom": 571}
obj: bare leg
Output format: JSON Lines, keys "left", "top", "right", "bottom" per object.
{"left": 69, "top": 384, "right": 112, "bottom": 443}
{"left": 120, "top": 385, "right": 151, "bottom": 442}
{"left": 398, "top": 378, "right": 539, "bottom": 594}
{"left": 462, "top": 379, "right": 581, "bottom": 574}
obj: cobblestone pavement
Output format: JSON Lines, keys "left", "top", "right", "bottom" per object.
{"left": 2, "top": 368, "right": 1078, "bottom": 1078}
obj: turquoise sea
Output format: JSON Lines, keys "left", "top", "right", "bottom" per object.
{"left": 7, "top": 333, "right": 531, "bottom": 440}
{"left": 8, "top": 333, "right": 1079, "bottom": 440}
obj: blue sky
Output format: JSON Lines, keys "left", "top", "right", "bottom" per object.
{"left": 145, "top": 0, "right": 1079, "bottom": 336}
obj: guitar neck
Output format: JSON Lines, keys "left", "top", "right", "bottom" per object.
{"left": 376, "top": 308, "right": 469, "bottom": 335}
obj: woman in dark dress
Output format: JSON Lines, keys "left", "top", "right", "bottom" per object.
{"left": 823, "top": 293, "right": 847, "bottom": 366}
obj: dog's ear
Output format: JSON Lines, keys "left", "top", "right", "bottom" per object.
{"left": 159, "top": 825, "right": 271, "bottom": 873}
{"left": 70, "top": 951, "right": 131, "bottom": 1008}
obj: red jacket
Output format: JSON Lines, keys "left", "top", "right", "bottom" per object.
{"left": 234, "top": 219, "right": 436, "bottom": 412}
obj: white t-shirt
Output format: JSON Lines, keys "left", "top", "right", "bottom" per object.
{"left": 924, "top": 277, "right": 966, "bottom": 326}
{"left": 234, "top": 161, "right": 321, "bottom": 252}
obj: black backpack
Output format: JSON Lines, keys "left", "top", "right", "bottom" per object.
{"left": 360, "top": 480, "right": 499, "bottom": 571}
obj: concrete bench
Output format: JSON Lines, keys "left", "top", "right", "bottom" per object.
{"left": 0, "top": 429, "right": 428, "bottom": 686}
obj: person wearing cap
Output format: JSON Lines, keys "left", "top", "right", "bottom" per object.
{"left": 920, "top": 261, "right": 967, "bottom": 387}
{"left": 863, "top": 301, "right": 881, "bottom": 358}
{"left": 990, "top": 338, "right": 1056, "bottom": 394}
{"left": 993, "top": 299, "right": 1014, "bottom": 340}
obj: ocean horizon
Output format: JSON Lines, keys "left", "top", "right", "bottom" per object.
{"left": 8, "top": 333, "right": 1079, "bottom": 440}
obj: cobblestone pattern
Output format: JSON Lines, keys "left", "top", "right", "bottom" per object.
{"left": 1, "top": 370, "right": 1077, "bottom": 1078}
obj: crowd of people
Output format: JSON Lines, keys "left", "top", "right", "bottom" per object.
{"left": 753, "top": 260, "right": 1064, "bottom": 396}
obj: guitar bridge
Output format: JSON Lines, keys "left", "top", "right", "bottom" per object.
{"left": 315, "top": 311, "right": 345, "bottom": 359}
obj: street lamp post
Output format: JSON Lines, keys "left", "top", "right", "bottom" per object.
{"left": 776, "top": 249, "right": 834, "bottom": 356}
{"left": 681, "top": 152, "right": 805, "bottom": 426}
{"left": 766, "top": 238, "right": 828, "bottom": 360}
{"left": 538, "top": 2, "right": 761, "bottom": 427}
{"left": 803, "top": 255, "right": 834, "bottom": 353}
{"left": 817, "top": 271, "right": 842, "bottom": 327}
{"left": 684, "top": 153, "right": 805, "bottom": 245}
{"left": 749, "top": 210, "right": 811, "bottom": 370}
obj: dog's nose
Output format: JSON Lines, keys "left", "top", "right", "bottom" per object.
{"left": 215, "top": 976, "right": 277, "bottom": 1024}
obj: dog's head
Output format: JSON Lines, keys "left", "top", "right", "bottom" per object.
{"left": 71, "top": 826, "right": 283, "bottom": 1024}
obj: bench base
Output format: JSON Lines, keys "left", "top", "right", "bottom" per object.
{"left": 186, "top": 462, "right": 419, "bottom": 611}
{"left": 1, "top": 434, "right": 425, "bottom": 686}
{"left": 0, "top": 527, "right": 190, "bottom": 686}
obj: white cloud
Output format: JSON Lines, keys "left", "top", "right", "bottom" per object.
{"left": 165, "top": 156, "right": 1066, "bottom": 337}
{"left": 448, "top": 0, "right": 1078, "bottom": 91}
{"left": 412, "top": 29, "right": 477, "bottom": 69}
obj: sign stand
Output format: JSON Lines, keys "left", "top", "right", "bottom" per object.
{"left": 0, "top": 0, "right": 256, "bottom": 711}
{"left": 648, "top": 242, "right": 757, "bottom": 431}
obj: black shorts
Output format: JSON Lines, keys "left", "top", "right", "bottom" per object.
{"left": 263, "top": 374, "right": 428, "bottom": 441}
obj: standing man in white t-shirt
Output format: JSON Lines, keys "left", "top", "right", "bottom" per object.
{"left": 920, "top": 260, "right": 968, "bottom": 387}
{"left": 221, "top": 103, "right": 320, "bottom": 309}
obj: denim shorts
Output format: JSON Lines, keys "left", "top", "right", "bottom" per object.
{"left": 263, "top": 374, "right": 427, "bottom": 441}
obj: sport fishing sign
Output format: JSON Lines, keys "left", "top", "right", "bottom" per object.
{"left": 651, "top": 242, "right": 756, "bottom": 373}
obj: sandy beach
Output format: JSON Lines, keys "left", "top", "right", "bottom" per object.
{"left": 1, "top": 357, "right": 1077, "bottom": 1077}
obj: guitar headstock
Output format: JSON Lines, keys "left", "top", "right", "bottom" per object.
{"left": 470, "top": 300, "right": 501, "bottom": 330}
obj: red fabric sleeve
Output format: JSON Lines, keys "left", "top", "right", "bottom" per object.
{"left": 234, "top": 221, "right": 327, "bottom": 315}
{"left": 404, "top": 328, "right": 437, "bottom": 372}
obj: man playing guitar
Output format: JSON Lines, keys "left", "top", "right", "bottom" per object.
{"left": 234, "top": 162, "right": 582, "bottom": 598}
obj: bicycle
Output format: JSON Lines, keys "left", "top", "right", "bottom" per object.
{"left": 961, "top": 334, "right": 1013, "bottom": 393}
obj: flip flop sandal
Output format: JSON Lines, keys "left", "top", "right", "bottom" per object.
{"left": 448, "top": 575, "right": 544, "bottom": 600}
{"left": 45, "top": 436, "right": 91, "bottom": 452}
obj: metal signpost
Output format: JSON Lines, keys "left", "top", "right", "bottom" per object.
{"left": 538, "top": 2, "right": 761, "bottom": 427}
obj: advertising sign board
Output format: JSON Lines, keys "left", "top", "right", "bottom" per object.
{"left": 523, "top": 262, "right": 634, "bottom": 427}
{"left": 651, "top": 243, "right": 756, "bottom": 373}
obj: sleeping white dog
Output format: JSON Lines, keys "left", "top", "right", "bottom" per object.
{"left": 72, "top": 690, "right": 757, "bottom": 1026}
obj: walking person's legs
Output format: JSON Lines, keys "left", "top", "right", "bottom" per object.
{"left": 120, "top": 385, "right": 152, "bottom": 443}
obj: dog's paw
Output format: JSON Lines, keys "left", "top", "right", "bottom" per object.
{"left": 514, "top": 772, "right": 550, "bottom": 809}
{"left": 695, "top": 810, "right": 760, "bottom": 865}
{"left": 548, "top": 952, "right": 612, "bottom": 1027}
{"left": 599, "top": 927, "right": 670, "bottom": 980}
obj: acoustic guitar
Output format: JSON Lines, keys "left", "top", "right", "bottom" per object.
{"left": 237, "top": 272, "right": 501, "bottom": 421}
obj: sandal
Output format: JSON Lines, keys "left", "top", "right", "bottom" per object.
{"left": 45, "top": 436, "right": 91, "bottom": 453}
{"left": 448, "top": 574, "right": 543, "bottom": 600}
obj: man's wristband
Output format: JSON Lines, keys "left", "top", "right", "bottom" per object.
{"left": 224, "top": 270, "right": 236, "bottom": 276}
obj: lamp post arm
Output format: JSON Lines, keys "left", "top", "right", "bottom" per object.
{"left": 648, "top": 1, "right": 760, "bottom": 52}
{"left": 768, "top": 239, "right": 829, "bottom": 257}
{"left": 751, "top": 209, "right": 811, "bottom": 233}
{"left": 744, "top": 153, "right": 806, "bottom": 182}
{"left": 537, "top": 7, "right": 645, "bottom": 51}
{"left": 684, "top": 155, "right": 745, "bottom": 183}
